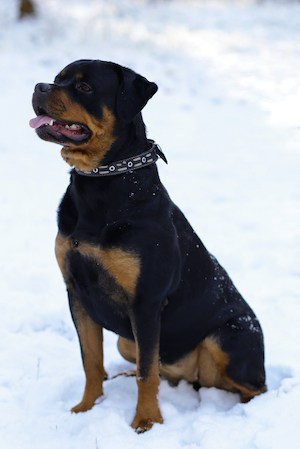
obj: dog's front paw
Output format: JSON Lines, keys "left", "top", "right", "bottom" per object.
{"left": 71, "top": 377, "right": 105, "bottom": 414}
{"left": 131, "top": 410, "right": 163, "bottom": 433}
{"left": 71, "top": 397, "right": 100, "bottom": 413}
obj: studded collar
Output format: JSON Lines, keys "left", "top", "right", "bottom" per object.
{"left": 75, "top": 140, "right": 167, "bottom": 177}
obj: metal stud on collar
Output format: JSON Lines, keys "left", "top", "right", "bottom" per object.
{"left": 75, "top": 141, "right": 167, "bottom": 177}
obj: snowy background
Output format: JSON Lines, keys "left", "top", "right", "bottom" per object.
{"left": 0, "top": 0, "right": 300, "bottom": 448}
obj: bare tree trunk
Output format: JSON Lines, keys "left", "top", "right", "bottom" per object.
{"left": 19, "top": 0, "right": 35, "bottom": 19}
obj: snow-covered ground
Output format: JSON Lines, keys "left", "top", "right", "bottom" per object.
{"left": 0, "top": 0, "right": 300, "bottom": 448}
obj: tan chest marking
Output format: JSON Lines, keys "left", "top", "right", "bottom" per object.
{"left": 55, "top": 232, "right": 71, "bottom": 281}
{"left": 55, "top": 233, "right": 140, "bottom": 297}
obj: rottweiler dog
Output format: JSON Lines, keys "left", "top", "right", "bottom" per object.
{"left": 30, "top": 59, "right": 266, "bottom": 432}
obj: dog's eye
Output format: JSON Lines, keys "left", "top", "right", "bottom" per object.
{"left": 76, "top": 82, "right": 92, "bottom": 93}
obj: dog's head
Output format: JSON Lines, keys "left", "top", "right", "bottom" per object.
{"left": 30, "top": 60, "right": 157, "bottom": 170}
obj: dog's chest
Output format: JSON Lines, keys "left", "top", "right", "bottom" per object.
{"left": 55, "top": 233, "right": 140, "bottom": 334}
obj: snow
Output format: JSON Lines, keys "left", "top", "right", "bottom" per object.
{"left": 1, "top": 0, "right": 300, "bottom": 447}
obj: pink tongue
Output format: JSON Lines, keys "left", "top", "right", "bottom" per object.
{"left": 29, "top": 115, "right": 53, "bottom": 129}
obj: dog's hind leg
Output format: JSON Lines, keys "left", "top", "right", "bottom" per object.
{"left": 198, "top": 320, "right": 266, "bottom": 401}
{"left": 117, "top": 336, "right": 136, "bottom": 364}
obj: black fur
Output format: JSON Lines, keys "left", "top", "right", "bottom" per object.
{"left": 32, "top": 59, "right": 266, "bottom": 408}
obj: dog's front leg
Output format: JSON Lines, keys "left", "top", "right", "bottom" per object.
{"left": 68, "top": 292, "right": 106, "bottom": 413}
{"left": 130, "top": 307, "right": 163, "bottom": 433}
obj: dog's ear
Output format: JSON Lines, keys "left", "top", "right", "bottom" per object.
{"left": 116, "top": 68, "right": 158, "bottom": 123}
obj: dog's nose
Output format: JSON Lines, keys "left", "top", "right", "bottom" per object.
{"left": 35, "top": 83, "right": 52, "bottom": 93}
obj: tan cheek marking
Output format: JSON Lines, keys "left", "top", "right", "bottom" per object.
{"left": 76, "top": 242, "right": 141, "bottom": 297}
{"left": 53, "top": 92, "right": 116, "bottom": 170}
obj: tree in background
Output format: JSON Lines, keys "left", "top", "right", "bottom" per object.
{"left": 19, "top": 0, "right": 35, "bottom": 19}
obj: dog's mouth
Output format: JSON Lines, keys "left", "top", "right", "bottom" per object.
{"left": 29, "top": 114, "right": 91, "bottom": 144}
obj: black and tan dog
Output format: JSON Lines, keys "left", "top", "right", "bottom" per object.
{"left": 30, "top": 59, "right": 266, "bottom": 432}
